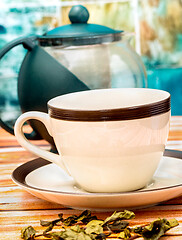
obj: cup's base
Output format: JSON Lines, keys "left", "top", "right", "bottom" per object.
{"left": 75, "top": 182, "right": 149, "bottom": 194}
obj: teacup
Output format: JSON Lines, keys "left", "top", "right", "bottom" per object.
{"left": 14, "top": 88, "right": 170, "bottom": 193}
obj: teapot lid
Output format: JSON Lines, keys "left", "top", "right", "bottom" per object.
{"left": 38, "top": 5, "right": 123, "bottom": 47}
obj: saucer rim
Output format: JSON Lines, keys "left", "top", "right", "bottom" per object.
{"left": 12, "top": 149, "right": 182, "bottom": 196}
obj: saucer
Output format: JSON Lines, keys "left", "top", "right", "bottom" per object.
{"left": 12, "top": 150, "right": 182, "bottom": 211}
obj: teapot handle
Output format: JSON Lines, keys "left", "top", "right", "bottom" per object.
{"left": 0, "top": 36, "right": 42, "bottom": 140}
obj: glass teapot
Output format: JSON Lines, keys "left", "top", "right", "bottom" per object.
{"left": 0, "top": 5, "right": 147, "bottom": 149}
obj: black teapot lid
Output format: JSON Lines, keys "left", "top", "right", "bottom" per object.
{"left": 38, "top": 5, "right": 123, "bottom": 47}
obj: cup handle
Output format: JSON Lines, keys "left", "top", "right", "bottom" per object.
{"left": 14, "top": 111, "right": 70, "bottom": 175}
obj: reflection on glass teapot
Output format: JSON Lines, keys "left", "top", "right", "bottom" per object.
{"left": 0, "top": 5, "right": 147, "bottom": 150}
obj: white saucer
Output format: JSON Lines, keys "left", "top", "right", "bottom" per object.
{"left": 12, "top": 150, "right": 182, "bottom": 211}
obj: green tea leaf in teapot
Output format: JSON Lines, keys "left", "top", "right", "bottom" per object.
{"left": 103, "top": 210, "right": 135, "bottom": 226}
{"left": 21, "top": 226, "right": 36, "bottom": 240}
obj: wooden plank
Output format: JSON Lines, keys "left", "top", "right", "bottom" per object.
{"left": 0, "top": 127, "right": 48, "bottom": 148}
{"left": 0, "top": 209, "right": 182, "bottom": 239}
{"left": 0, "top": 151, "right": 36, "bottom": 187}
{"left": 0, "top": 186, "right": 65, "bottom": 211}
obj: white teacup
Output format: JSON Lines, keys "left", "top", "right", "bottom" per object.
{"left": 15, "top": 88, "right": 170, "bottom": 193}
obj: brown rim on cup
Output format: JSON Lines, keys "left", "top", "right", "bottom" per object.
{"left": 48, "top": 89, "right": 171, "bottom": 121}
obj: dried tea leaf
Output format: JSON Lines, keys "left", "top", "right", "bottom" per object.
{"left": 131, "top": 226, "right": 144, "bottom": 235}
{"left": 40, "top": 220, "right": 52, "bottom": 227}
{"left": 131, "top": 218, "right": 179, "bottom": 240}
{"left": 118, "top": 228, "right": 131, "bottom": 239}
{"left": 76, "top": 232, "right": 93, "bottom": 240}
{"left": 21, "top": 226, "right": 36, "bottom": 240}
{"left": 167, "top": 218, "right": 179, "bottom": 228}
{"left": 44, "top": 230, "right": 65, "bottom": 239}
{"left": 89, "top": 232, "right": 110, "bottom": 240}
{"left": 103, "top": 210, "right": 135, "bottom": 226}
{"left": 81, "top": 215, "right": 98, "bottom": 224}
{"left": 20, "top": 210, "right": 179, "bottom": 240}
{"left": 95, "top": 233, "right": 108, "bottom": 239}
{"left": 62, "top": 215, "right": 78, "bottom": 226}
{"left": 70, "top": 225, "right": 82, "bottom": 233}
{"left": 76, "top": 210, "right": 92, "bottom": 221}
{"left": 85, "top": 220, "right": 104, "bottom": 235}
{"left": 63, "top": 210, "right": 97, "bottom": 226}
{"left": 40, "top": 214, "right": 63, "bottom": 234}
{"left": 44, "top": 228, "right": 92, "bottom": 240}
{"left": 76, "top": 210, "right": 98, "bottom": 224}
{"left": 141, "top": 218, "right": 179, "bottom": 240}
{"left": 40, "top": 214, "right": 63, "bottom": 227}
{"left": 106, "top": 220, "right": 129, "bottom": 233}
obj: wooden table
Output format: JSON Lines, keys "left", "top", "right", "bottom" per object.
{"left": 0, "top": 116, "right": 182, "bottom": 239}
